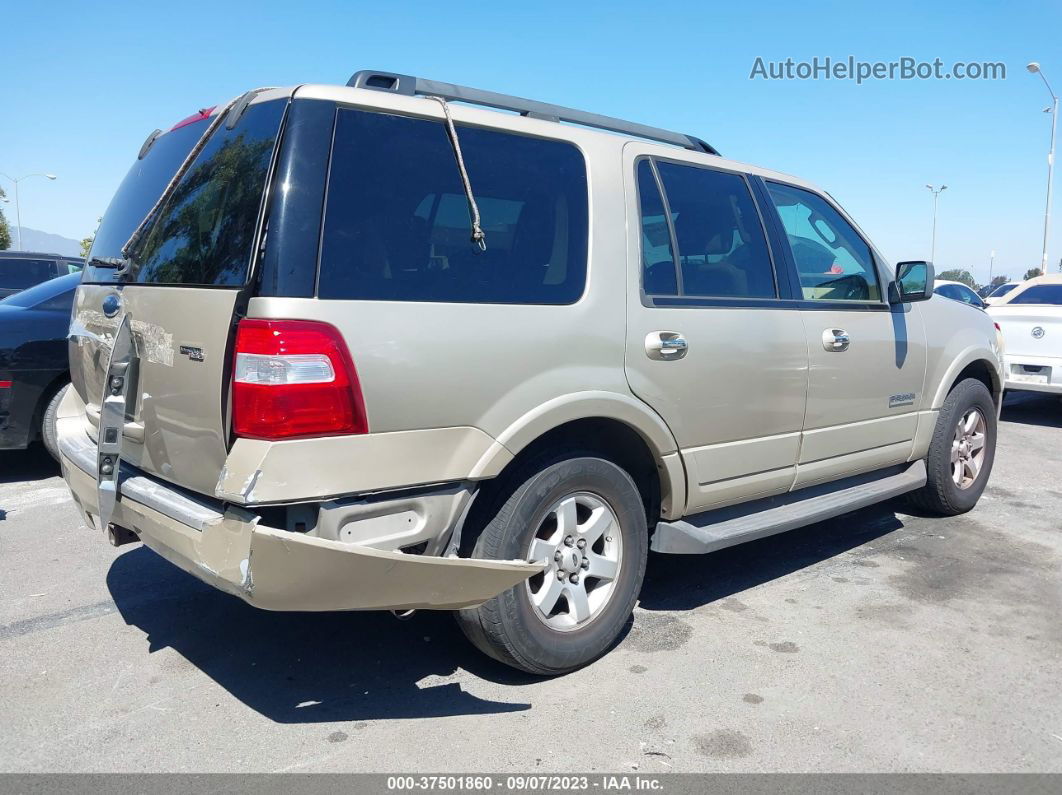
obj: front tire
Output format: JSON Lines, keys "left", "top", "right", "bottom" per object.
{"left": 909, "top": 378, "right": 996, "bottom": 515}
{"left": 456, "top": 455, "right": 648, "bottom": 675}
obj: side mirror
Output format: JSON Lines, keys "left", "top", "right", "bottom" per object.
{"left": 890, "top": 260, "right": 935, "bottom": 303}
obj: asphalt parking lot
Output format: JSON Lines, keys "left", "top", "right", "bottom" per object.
{"left": 1, "top": 393, "right": 1060, "bottom": 773}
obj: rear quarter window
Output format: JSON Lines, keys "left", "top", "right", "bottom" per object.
{"left": 318, "top": 108, "right": 589, "bottom": 304}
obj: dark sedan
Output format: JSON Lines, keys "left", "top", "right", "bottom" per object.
{"left": 0, "top": 273, "right": 80, "bottom": 458}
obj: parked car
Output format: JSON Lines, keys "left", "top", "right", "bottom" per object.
{"left": 58, "top": 72, "right": 1003, "bottom": 674}
{"left": 987, "top": 273, "right": 1062, "bottom": 396}
{"left": 0, "top": 251, "right": 83, "bottom": 299}
{"left": 0, "top": 272, "right": 80, "bottom": 458}
{"left": 984, "top": 281, "right": 1020, "bottom": 305}
{"left": 934, "top": 279, "right": 986, "bottom": 309}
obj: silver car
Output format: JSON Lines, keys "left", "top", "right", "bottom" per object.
{"left": 59, "top": 71, "right": 1003, "bottom": 673}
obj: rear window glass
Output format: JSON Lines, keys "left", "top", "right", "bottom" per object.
{"left": 84, "top": 99, "right": 286, "bottom": 286}
{"left": 319, "top": 108, "right": 588, "bottom": 304}
{"left": 0, "top": 258, "right": 58, "bottom": 289}
{"left": 1009, "top": 284, "right": 1062, "bottom": 305}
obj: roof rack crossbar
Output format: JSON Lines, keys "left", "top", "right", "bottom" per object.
{"left": 346, "top": 70, "right": 719, "bottom": 156}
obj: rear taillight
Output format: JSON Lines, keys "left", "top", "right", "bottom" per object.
{"left": 232, "top": 319, "right": 368, "bottom": 440}
{"left": 994, "top": 322, "right": 1002, "bottom": 332}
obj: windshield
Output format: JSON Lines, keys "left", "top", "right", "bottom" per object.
{"left": 84, "top": 99, "right": 286, "bottom": 286}
{"left": 0, "top": 272, "right": 80, "bottom": 308}
{"left": 1009, "top": 284, "right": 1062, "bottom": 306}
{"left": 989, "top": 283, "right": 1017, "bottom": 298}
{"left": 0, "top": 258, "right": 57, "bottom": 289}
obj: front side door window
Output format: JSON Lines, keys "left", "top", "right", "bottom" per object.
{"left": 766, "top": 182, "right": 881, "bottom": 303}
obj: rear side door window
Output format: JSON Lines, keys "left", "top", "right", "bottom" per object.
{"left": 319, "top": 108, "right": 588, "bottom": 304}
{"left": 638, "top": 159, "right": 777, "bottom": 299}
{"left": 766, "top": 182, "right": 882, "bottom": 303}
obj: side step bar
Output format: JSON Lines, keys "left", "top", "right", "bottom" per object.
{"left": 651, "top": 460, "right": 927, "bottom": 555}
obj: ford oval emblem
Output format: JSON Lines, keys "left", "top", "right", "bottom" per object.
{"left": 1031, "top": 326, "right": 1045, "bottom": 339}
{"left": 102, "top": 294, "right": 121, "bottom": 318}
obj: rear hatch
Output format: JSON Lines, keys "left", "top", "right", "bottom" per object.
{"left": 70, "top": 92, "right": 289, "bottom": 496}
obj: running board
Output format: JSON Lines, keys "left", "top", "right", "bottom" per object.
{"left": 651, "top": 460, "right": 927, "bottom": 555}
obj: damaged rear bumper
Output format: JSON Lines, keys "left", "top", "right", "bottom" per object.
{"left": 57, "top": 410, "right": 541, "bottom": 612}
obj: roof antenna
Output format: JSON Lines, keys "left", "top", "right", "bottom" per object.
{"left": 424, "top": 96, "right": 487, "bottom": 251}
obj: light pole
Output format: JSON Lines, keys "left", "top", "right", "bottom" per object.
{"left": 0, "top": 172, "right": 57, "bottom": 251}
{"left": 989, "top": 249, "right": 995, "bottom": 285}
{"left": 1027, "top": 63, "right": 1059, "bottom": 272}
{"left": 926, "top": 184, "right": 947, "bottom": 264}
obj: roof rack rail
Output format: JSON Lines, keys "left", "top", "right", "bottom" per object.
{"left": 346, "top": 70, "right": 720, "bottom": 156}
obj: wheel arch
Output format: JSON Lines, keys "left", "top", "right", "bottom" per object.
{"left": 930, "top": 349, "right": 1003, "bottom": 411}
{"left": 470, "top": 392, "right": 687, "bottom": 526}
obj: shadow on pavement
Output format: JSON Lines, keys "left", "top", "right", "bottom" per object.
{"left": 1000, "top": 392, "right": 1062, "bottom": 429}
{"left": 106, "top": 546, "right": 537, "bottom": 723}
{"left": 0, "top": 444, "right": 59, "bottom": 486}
{"left": 639, "top": 501, "right": 906, "bottom": 612}
{"left": 106, "top": 500, "right": 904, "bottom": 720}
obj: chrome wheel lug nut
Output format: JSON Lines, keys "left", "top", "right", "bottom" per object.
{"left": 569, "top": 574, "right": 579, "bottom": 585}
{"left": 556, "top": 571, "right": 566, "bottom": 581}
{"left": 564, "top": 536, "right": 574, "bottom": 547}
{"left": 576, "top": 538, "right": 586, "bottom": 549}
{"left": 554, "top": 550, "right": 562, "bottom": 562}
{"left": 581, "top": 558, "right": 589, "bottom": 570}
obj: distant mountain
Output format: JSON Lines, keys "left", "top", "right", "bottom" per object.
{"left": 3, "top": 227, "right": 82, "bottom": 257}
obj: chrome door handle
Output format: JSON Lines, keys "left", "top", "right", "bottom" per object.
{"left": 645, "top": 331, "right": 688, "bottom": 360}
{"left": 822, "top": 328, "right": 850, "bottom": 352}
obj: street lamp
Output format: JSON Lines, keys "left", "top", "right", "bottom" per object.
{"left": 926, "top": 184, "right": 947, "bottom": 264}
{"left": 0, "top": 172, "right": 57, "bottom": 251}
{"left": 1027, "top": 62, "right": 1059, "bottom": 272}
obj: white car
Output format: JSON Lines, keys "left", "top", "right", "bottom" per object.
{"left": 934, "top": 279, "right": 986, "bottom": 309}
{"left": 987, "top": 274, "right": 1062, "bottom": 395}
{"left": 984, "top": 281, "right": 1020, "bottom": 305}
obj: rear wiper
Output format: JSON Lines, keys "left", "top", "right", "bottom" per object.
{"left": 88, "top": 256, "right": 134, "bottom": 279}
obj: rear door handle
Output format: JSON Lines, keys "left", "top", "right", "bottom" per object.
{"left": 645, "top": 331, "right": 688, "bottom": 360}
{"left": 822, "top": 328, "right": 850, "bottom": 352}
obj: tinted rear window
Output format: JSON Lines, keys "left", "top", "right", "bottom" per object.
{"left": 84, "top": 99, "right": 286, "bottom": 286}
{"left": 1009, "top": 284, "right": 1062, "bottom": 305}
{"left": 319, "top": 108, "right": 588, "bottom": 304}
{"left": 0, "top": 258, "right": 57, "bottom": 289}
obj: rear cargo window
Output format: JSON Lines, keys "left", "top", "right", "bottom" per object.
{"left": 319, "top": 108, "right": 588, "bottom": 304}
{"left": 1009, "top": 285, "right": 1062, "bottom": 305}
{"left": 0, "top": 258, "right": 58, "bottom": 289}
{"left": 84, "top": 100, "right": 286, "bottom": 286}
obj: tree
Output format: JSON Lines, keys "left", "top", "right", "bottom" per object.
{"left": 1024, "top": 267, "right": 1043, "bottom": 280}
{"left": 79, "top": 217, "right": 101, "bottom": 258}
{"left": 989, "top": 274, "right": 1010, "bottom": 289}
{"left": 0, "top": 187, "right": 11, "bottom": 251}
{"left": 937, "top": 268, "right": 977, "bottom": 288}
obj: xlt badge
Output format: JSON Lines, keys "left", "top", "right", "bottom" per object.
{"left": 179, "top": 345, "right": 205, "bottom": 362}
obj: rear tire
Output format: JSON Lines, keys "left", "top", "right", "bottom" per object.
{"left": 909, "top": 378, "right": 996, "bottom": 515}
{"left": 41, "top": 383, "right": 69, "bottom": 462}
{"left": 456, "top": 455, "right": 648, "bottom": 675}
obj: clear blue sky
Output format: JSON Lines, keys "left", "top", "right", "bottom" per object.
{"left": 3, "top": 0, "right": 1060, "bottom": 282}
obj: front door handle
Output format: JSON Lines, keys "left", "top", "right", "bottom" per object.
{"left": 645, "top": 331, "right": 688, "bottom": 360}
{"left": 822, "top": 328, "right": 850, "bottom": 352}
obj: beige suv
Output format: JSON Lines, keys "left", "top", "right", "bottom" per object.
{"left": 60, "top": 71, "right": 1003, "bottom": 674}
